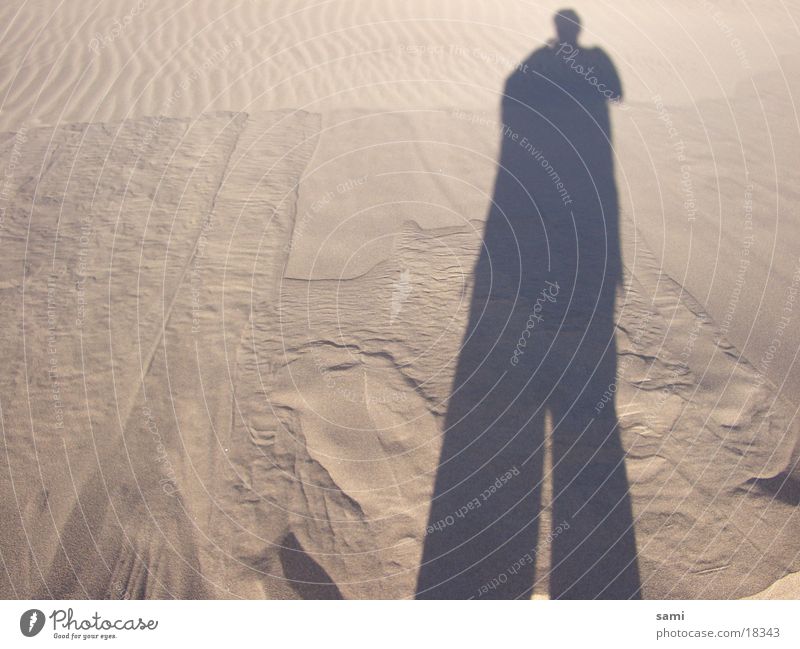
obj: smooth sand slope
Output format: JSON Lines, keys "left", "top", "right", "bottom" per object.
{"left": 1, "top": 0, "right": 800, "bottom": 598}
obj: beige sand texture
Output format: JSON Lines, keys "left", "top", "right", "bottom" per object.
{"left": 1, "top": 0, "right": 800, "bottom": 599}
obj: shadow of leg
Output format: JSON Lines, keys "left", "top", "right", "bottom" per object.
{"left": 548, "top": 340, "right": 641, "bottom": 599}
{"left": 416, "top": 293, "right": 547, "bottom": 599}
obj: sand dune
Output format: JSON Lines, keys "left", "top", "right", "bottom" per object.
{"left": 1, "top": 107, "right": 797, "bottom": 598}
{"left": 3, "top": 0, "right": 800, "bottom": 132}
{"left": 2, "top": 0, "right": 800, "bottom": 599}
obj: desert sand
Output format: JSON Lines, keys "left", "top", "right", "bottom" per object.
{"left": 1, "top": 0, "right": 799, "bottom": 599}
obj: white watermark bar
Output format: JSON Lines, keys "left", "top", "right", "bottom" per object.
{"left": 1, "top": 600, "right": 797, "bottom": 647}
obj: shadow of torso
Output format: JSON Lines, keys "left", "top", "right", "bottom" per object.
{"left": 416, "top": 43, "right": 641, "bottom": 599}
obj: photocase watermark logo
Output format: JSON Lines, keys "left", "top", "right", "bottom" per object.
{"left": 510, "top": 280, "right": 560, "bottom": 366}
{"left": 390, "top": 268, "right": 412, "bottom": 324}
{"left": 88, "top": 0, "right": 149, "bottom": 55}
{"left": 19, "top": 609, "right": 45, "bottom": 637}
{"left": 553, "top": 42, "right": 628, "bottom": 110}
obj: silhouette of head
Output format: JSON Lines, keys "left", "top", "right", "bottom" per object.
{"left": 554, "top": 9, "right": 581, "bottom": 46}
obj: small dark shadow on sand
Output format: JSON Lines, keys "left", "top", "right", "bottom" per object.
{"left": 280, "top": 533, "right": 344, "bottom": 599}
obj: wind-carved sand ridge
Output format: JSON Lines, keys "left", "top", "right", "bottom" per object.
{"left": 0, "top": 110, "right": 320, "bottom": 598}
{"left": 1, "top": 108, "right": 798, "bottom": 599}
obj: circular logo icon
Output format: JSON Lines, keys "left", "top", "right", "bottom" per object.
{"left": 20, "top": 609, "right": 45, "bottom": 637}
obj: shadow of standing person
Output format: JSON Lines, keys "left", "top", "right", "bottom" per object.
{"left": 416, "top": 9, "right": 641, "bottom": 599}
